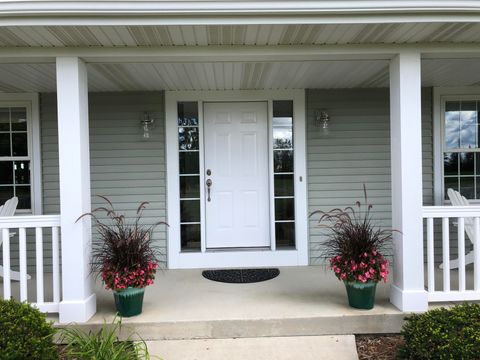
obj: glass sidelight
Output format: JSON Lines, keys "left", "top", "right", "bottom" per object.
{"left": 178, "top": 102, "right": 201, "bottom": 251}
{"left": 273, "top": 100, "right": 295, "bottom": 248}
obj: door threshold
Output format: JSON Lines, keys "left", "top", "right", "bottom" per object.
{"left": 206, "top": 247, "right": 272, "bottom": 252}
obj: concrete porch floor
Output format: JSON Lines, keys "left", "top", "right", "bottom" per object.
{"left": 82, "top": 266, "right": 405, "bottom": 340}
{"left": 2, "top": 265, "right": 465, "bottom": 340}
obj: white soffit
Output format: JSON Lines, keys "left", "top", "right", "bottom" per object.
{"left": 1, "top": 23, "right": 480, "bottom": 47}
{"left": 1, "top": 59, "right": 480, "bottom": 92}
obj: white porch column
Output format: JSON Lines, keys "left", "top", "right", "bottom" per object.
{"left": 56, "top": 57, "right": 96, "bottom": 323}
{"left": 389, "top": 52, "right": 428, "bottom": 312}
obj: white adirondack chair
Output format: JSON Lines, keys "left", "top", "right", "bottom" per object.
{"left": 0, "top": 197, "right": 31, "bottom": 281}
{"left": 440, "top": 188, "right": 476, "bottom": 269}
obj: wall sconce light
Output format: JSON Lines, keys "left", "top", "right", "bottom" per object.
{"left": 140, "top": 112, "right": 155, "bottom": 139}
{"left": 315, "top": 109, "right": 330, "bottom": 135}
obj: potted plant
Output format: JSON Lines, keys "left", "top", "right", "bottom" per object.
{"left": 78, "top": 196, "right": 166, "bottom": 317}
{"left": 311, "top": 186, "right": 393, "bottom": 310}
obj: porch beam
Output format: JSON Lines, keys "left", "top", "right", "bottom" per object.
{"left": 0, "top": 43, "right": 480, "bottom": 64}
{"left": 389, "top": 51, "right": 428, "bottom": 312}
{"left": 56, "top": 56, "right": 96, "bottom": 323}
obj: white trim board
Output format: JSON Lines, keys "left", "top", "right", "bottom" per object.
{"left": 3, "top": 43, "right": 480, "bottom": 63}
{"left": 433, "top": 86, "right": 480, "bottom": 205}
{"left": 1, "top": 1, "right": 480, "bottom": 26}
{"left": 165, "top": 90, "right": 308, "bottom": 269}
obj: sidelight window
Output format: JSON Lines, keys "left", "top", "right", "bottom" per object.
{"left": 272, "top": 100, "right": 295, "bottom": 248}
{"left": 178, "top": 102, "right": 201, "bottom": 251}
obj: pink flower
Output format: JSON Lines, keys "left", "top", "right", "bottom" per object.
{"left": 357, "top": 275, "right": 367, "bottom": 283}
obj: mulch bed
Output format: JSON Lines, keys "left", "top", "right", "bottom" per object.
{"left": 356, "top": 334, "right": 404, "bottom": 360}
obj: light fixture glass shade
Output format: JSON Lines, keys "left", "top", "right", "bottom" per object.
{"left": 322, "top": 118, "right": 330, "bottom": 136}
{"left": 315, "top": 110, "right": 330, "bottom": 135}
{"left": 140, "top": 112, "right": 155, "bottom": 140}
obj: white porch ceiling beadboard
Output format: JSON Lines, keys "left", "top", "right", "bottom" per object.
{"left": 87, "top": 61, "right": 391, "bottom": 91}
{"left": 2, "top": 59, "right": 480, "bottom": 92}
{"left": 1, "top": 23, "right": 480, "bottom": 47}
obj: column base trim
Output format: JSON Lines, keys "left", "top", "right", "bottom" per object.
{"left": 59, "top": 293, "right": 96, "bottom": 324}
{"left": 390, "top": 284, "right": 428, "bottom": 313}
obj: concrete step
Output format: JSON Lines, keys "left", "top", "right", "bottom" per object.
{"left": 97, "top": 313, "right": 403, "bottom": 341}
{"left": 72, "top": 267, "right": 404, "bottom": 340}
{"left": 146, "top": 335, "right": 359, "bottom": 360}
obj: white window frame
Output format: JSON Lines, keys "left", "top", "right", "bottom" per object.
{"left": 433, "top": 87, "right": 480, "bottom": 205}
{"left": 0, "top": 93, "right": 42, "bottom": 214}
{"left": 165, "top": 90, "right": 308, "bottom": 269}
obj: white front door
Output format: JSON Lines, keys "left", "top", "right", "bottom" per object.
{"left": 204, "top": 102, "right": 270, "bottom": 248}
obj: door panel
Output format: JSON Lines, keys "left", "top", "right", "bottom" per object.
{"left": 204, "top": 102, "right": 270, "bottom": 248}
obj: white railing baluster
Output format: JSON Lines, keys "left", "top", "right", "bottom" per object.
{"left": 424, "top": 207, "right": 480, "bottom": 302}
{"left": 442, "top": 217, "right": 450, "bottom": 292}
{"left": 52, "top": 226, "right": 60, "bottom": 304}
{"left": 458, "top": 217, "right": 466, "bottom": 292}
{"left": 0, "top": 215, "right": 61, "bottom": 314}
{"left": 475, "top": 217, "right": 480, "bottom": 292}
{"left": 19, "top": 228, "right": 27, "bottom": 301}
{"left": 35, "top": 227, "right": 44, "bottom": 304}
{"left": 427, "top": 217, "right": 435, "bottom": 292}
{"left": 2, "top": 228, "right": 11, "bottom": 299}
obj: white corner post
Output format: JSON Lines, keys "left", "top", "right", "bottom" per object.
{"left": 56, "top": 57, "right": 96, "bottom": 323}
{"left": 389, "top": 52, "right": 428, "bottom": 312}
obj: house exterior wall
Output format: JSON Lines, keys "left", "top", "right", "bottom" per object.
{"left": 37, "top": 89, "right": 435, "bottom": 268}
{"left": 306, "top": 88, "right": 434, "bottom": 264}
{"left": 40, "top": 91, "right": 167, "bottom": 267}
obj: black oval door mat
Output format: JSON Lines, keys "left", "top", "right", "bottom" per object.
{"left": 202, "top": 268, "right": 280, "bottom": 283}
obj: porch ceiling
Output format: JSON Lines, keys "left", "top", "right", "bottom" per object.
{"left": 1, "top": 23, "right": 480, "bottom": 48}
{"left": 1, "top": 58, "right": 480, "bottom": 92}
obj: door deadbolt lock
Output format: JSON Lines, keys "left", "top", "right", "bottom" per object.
{"left": 206, "top": 169, "right": 212, "bottom": 176}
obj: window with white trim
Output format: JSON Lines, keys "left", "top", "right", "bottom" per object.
{"left": 0, "top": 103, "right": 36, "bottom": 211}
{"left": 443, "top": 99, "right": 480, "bottom": 200}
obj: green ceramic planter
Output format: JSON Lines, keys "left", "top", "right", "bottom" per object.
{"left": 344, "top": 281, "right": 377, "bottom": 310}
{"left": 113, "top": 287, "right": 145, "bottom": 317}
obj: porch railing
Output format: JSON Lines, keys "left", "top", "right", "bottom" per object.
{"left": 423, "top": 206, "right": 480, "bottom": 302}
{"left": 0, "top": 215, "right": 61, "bottom": 313}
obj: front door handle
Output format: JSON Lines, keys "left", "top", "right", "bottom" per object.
{"left": 206, "top": 179, "right": 212, "bottom": 202}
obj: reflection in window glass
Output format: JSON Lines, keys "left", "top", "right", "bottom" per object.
{"left": 11, "top": 108, "right": 27, "bottom": 131}
{"left": 443, "top": 100, "right": 480, "bottom": 200}
{"left": 273, "top": 100, "right": 295, "bottom": 248}
{"left": 181, "top": 224, "right": 201, "bottom": 251}
{"left": 0, "top": 133, "right": 10, "bottom": 156}
{"left": 445, "top": 101, "right": 460, "bottom": 149}
{"left": 0, "top": 106, "right": 31, "bottom": 210}
{"left": 178, "top": 102, "right": 201, "bottom": 251}
{"left": 274, "top": 150, "right": 293, "bottom": 173}
{"left": 460, "top": 152, "right": 474, "bottom": 175}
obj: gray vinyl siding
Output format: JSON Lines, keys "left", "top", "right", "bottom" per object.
{"left": 306, "top": 88, "right": 434, "bottom": 264}
{"left": 36, "top": 89, "right": 437, "bottom": 269}
{"left": 40, "top": 91, "right": 167, "bottom": 267}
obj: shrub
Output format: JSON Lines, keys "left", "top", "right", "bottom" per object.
{"left": 397, "top": 303, "right": 480, "bottom": 359}
{"left": 61, "top": 317, "right": 152, "bottom": 360}
{"left": 0, "top": 299, "right": 58, "bottom": 360}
